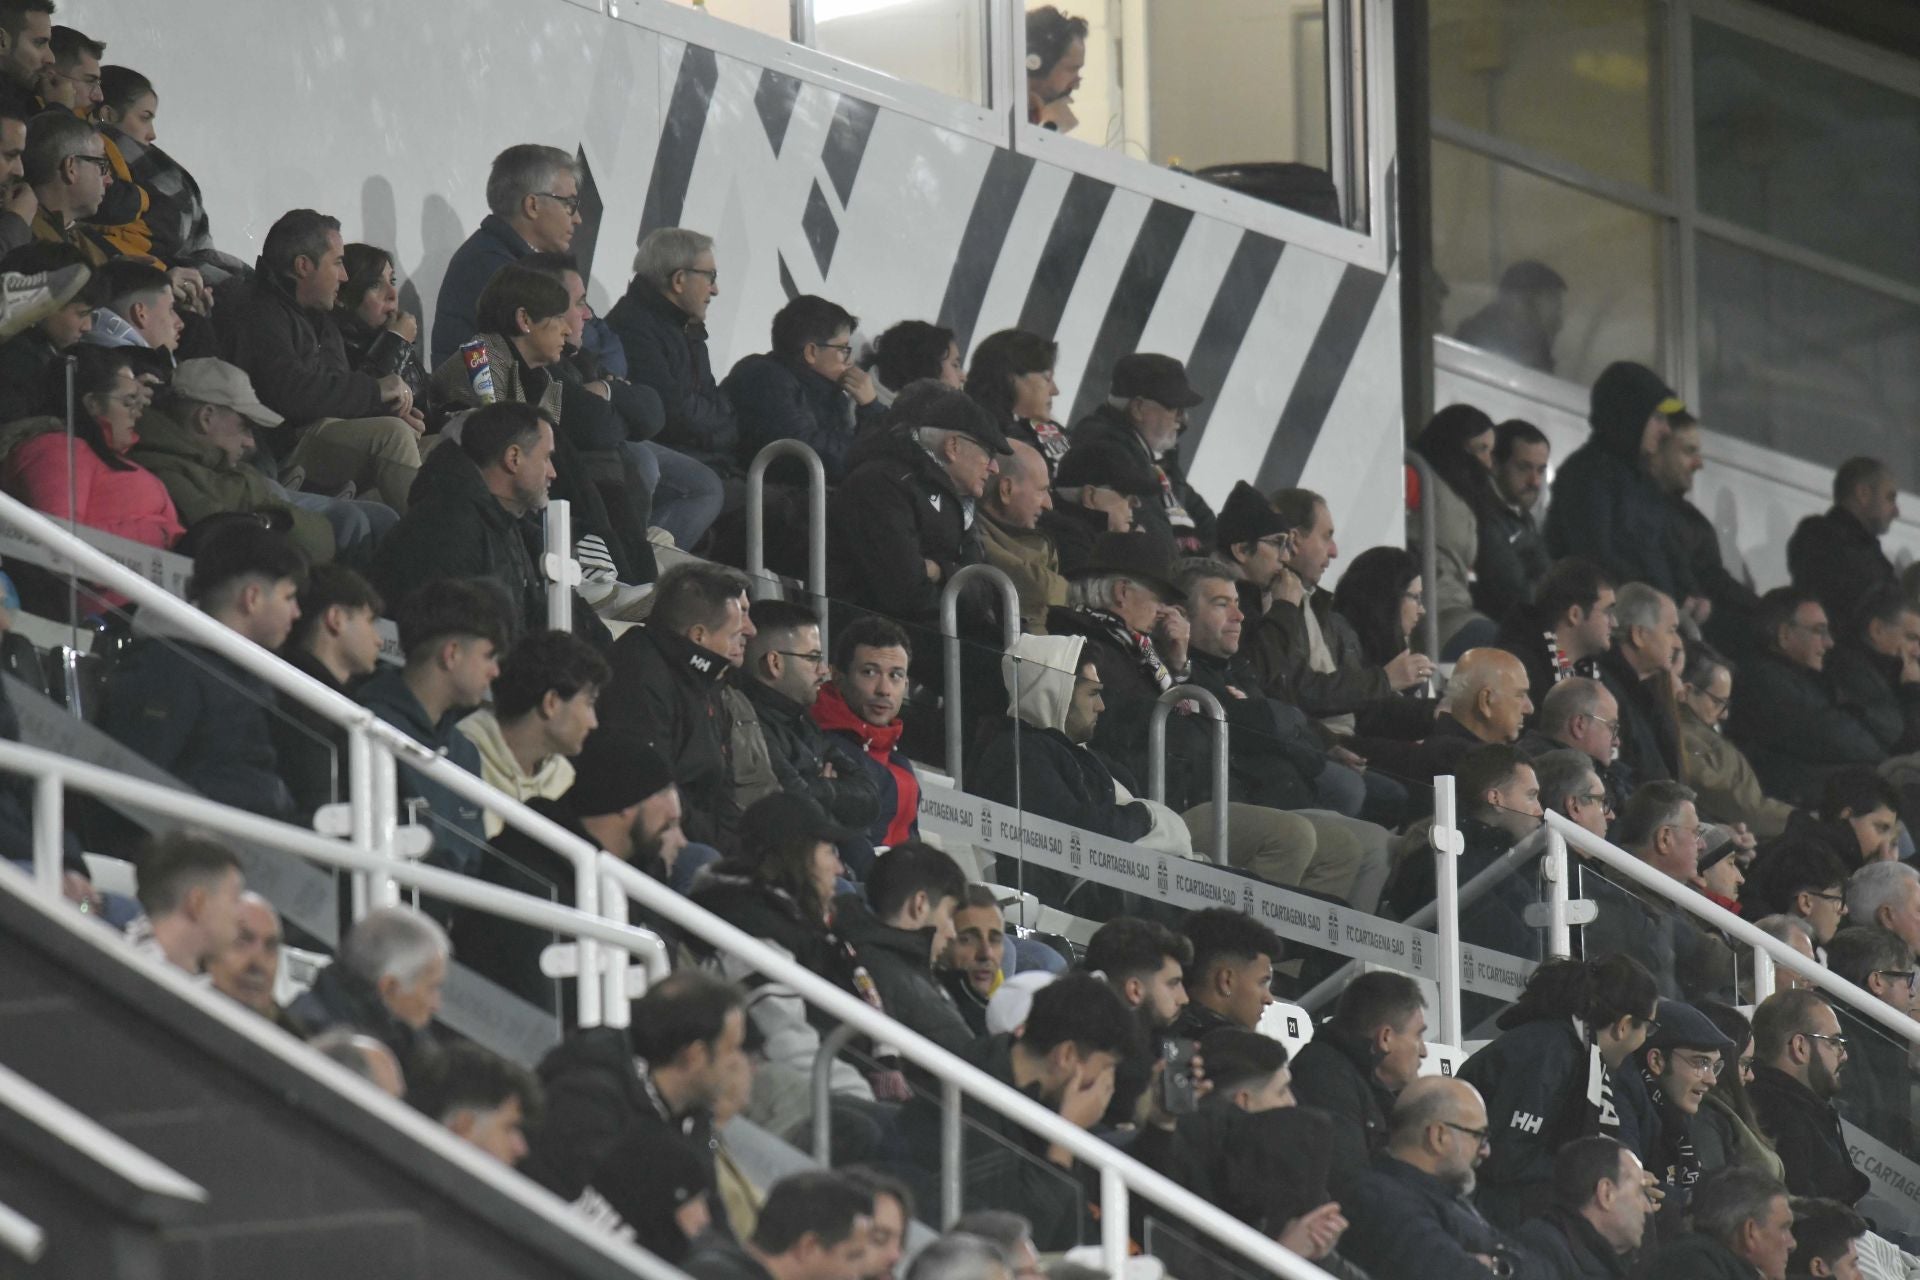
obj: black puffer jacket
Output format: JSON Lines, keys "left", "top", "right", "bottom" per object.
{"left": 1726, "top": 651, "right": 1883, "bottom": 806}
{"left": 833, "top": 895, "right": 976, "bottom": 1057}
{"left": 827, "top": 425, "right": 980, "bottom": 629}
{"left": 1473, "top": 499, "right": 1552, "bottom": 623}
{"left": 1186, "top": 646, "right": 1322, "bottom": 809}
{"left": 1286, "top": 1026, "right": 1395, "bottom": 1196}
{"left": 1544, "top": 390, "right": 1691, "bottom": 598}
{"left": 605, "top": 285, "right": 741, "bottom": 471}
{"left": 215, "top": 269, "right": 384, "bottom": 434}
{"left": 284, "top": 962, "right": 434, "bottom": 1077}
{"left": 723, "top": 351, "right": 884, "bottom": 484}
{"left": 599, "top": 623, "right": 737, "bottom": 848}
{"left": 738, "top": 678, "right": 881, "bottom": 836}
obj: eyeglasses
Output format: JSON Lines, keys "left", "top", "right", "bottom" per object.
{"left": 1800, "top": 1031, "right": 1848, "bottom": 1052}
{"left": 70, "top": 153, "right": 112, "bottom": 176}
{"left": 1573, "top": 791, "right": 1609, "bottom": 808}
{"left": 680, "top": 267, "right": 719, "bottom": 286}
{"left": 1673, "top": 1051, "right": 1724, "bottom": 1078}
{"left": 1591, "top": 715, "right": 1621, "bottom": 736}
{"left": 1807, "top": 891, "right": 1846, "bottom": 907}
{"left": 1402, "top": 590, "right": 1425, "bottom": 603}
{"left": 1875, "top": 969, "right": 1920, "bottom": 988}
{"left": 1688, "top": 685, "right": 1730, "bottom": 711}
{"left": 777, "top": 650, "right": 826, "bottom": 666}
{"left": 1441, "top": 1121, "right": 1490, "bottom": 1146}
{"left": 815, "top": 342, "right": 854, "bottom": 356}
{"left": 1258, "top": 534, "right": 1291, "bottom": 549}
{"left": 533, "top": 191, "right": 581, "bottom": 215}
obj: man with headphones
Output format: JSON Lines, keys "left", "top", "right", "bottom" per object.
{"left": 1026, "top": 6, "right": 1087, "bottom": 134}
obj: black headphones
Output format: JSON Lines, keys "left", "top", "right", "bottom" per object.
{"left": 1026, "top": 7, "right": 1086, "bottom": 76}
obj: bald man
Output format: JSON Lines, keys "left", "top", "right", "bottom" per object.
{"left": 980, "top": 438, "right": 1065, "bottom": 633}
{"left": 1344, "top": 1077, "right": 1523, "bottom": 1279}
{"left": 207, "top": 891, "right": 288, "bottom": 1024}
{"left": 1356, "top": 648, "right": 1535, "bottom": 789}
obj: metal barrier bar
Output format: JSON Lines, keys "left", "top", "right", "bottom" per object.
{"left": 1752, "top": 943, "right": 1777, "bottom": 1004}
{"left": 0, "top": 1197, "right": 43, "bottom": 1265}
{"left": 1541, "top": 828, "right": 1573, "bottom": 960}
{"left": 745, "top": 440, "right": 830, "bottom": 651}
{"left": 593, "top": 856, "right": 1333, "bottom": 1279}
{"left": 0, "top": 492, "right": 622, "bottom": 1028}
{"left": 812, "top": 1022, "right": 860, "bottom": 1164}
{"left": 545, "top": 498, "right": 573, "bottom": 634}
{"left": 2, "top": 739, "right": 670, "bottom": 984}
{"left": 1100, "top": 1165, "right": 1130, "bottom": 1279}
{"left": 1432, "top": 774, "right": 1463, "bottom": 1048}
{"left": 940, "top": 563, "right": 1021, "bottom": 789}
{"left": 1146, "top": 684, "right": 1230, "bottom": 864}
{"left": 348, "top": 727, "right": 373, "bottom": 921}
{"left": 940, "top": 1078, "right": 963, "bottom": 1228}
{"left": 1547, "top": 810, "right": 1920, "bottom": 1048}
{"left": 1299, "top": 827, "right": 1542, "bottom": 1012}
{"left": 1404, "top": 450, "right": 1442, "bottom": 661}
{"left": 31, "top": 773, "right": 60, "bottom": 897}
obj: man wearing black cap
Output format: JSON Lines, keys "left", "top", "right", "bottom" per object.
{"left": 1044, "top": 437, "right": 1168, "bottom": 578}
{"left": 1544, "top": 361, "right": 1697, "bottom": 602}
{"left": 1787, "top": 456, "right": 1900, "bottom": 628}
{"left": 457, "top": 727, "right": 686, "bottom": 1018}
{"left": 1629, "top": 999, "right": 1735, "bottom": 1239}
{"left": 826, "top": 379, "right": 1009, "bottom": 672}
{"left": 1066, "top": 352, "right": 1216, "bottom": 555}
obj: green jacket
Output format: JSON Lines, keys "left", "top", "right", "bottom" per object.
{"left": 1680, "top": 702, "right": 1795, "bottom": 839}
{"left": 126, "top": 407, "right": 335, "bottom": 562}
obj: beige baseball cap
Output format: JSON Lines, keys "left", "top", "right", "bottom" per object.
{"left": 169, "top": 358, "right": 285, "bottom": 428}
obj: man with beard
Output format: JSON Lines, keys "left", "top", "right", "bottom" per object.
{"left": 1651, "top": 418, "right": 1763, "bottom": 654}
{"left": 458, "top": 730, "right": 685, "bottom": 1018}
{"left": 1493, "top": 557, "right": 1617, "bottom": 714}
{"left": 1343, "top": 1077, "right": 1522, "bottom": 1279}
{"left": 1085, "top": 917, "right": 1192, "bottom": 1129}
{"left": 1748, "top": 990, "right": 1873, "bottom": 1206}
{"left": 1789, "top": 456, "right": 1900, "bottom": 627}
{"left": 1626, "top": 1000, "right": 1733, "bottom": 1241}
{"left": 1473, "top": 419, "right": 1553, "bottom": 624}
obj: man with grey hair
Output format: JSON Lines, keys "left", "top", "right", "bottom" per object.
{"left": 608, "top": 225, "right": 744, "bottom": 479}
{"left": 906, "top": 1234, "right": 1010, "bottom": 1280}
{"left": 828, "top": 382, "right": 1009, "bottom": 683}
{"left": 1643, "top": 1167, "right": 1794, "bottom": 1280}
{"left": 979, "top": 437, "right": 1064, "bottom": 634}
{"left": 24, "top": 109, "right": 109, "bottom": 264}
{"left": 1824, "top": 924, "right": 1917, "bottom": 1153}
{"left": 1754, "top": 914, "right": 1819, "bottom": 986}
{"left": 1066, "top": 352, "right": 1216, "bottom": 554}
{"left": 1845, "top": 861, "right": 1920, "bottom": 958}
{"left": 1520, "top": 675, "right": 1628, "bottom": 814}
{"left": 1586, "top": 779, "right": 1734, "bottom": 1002}
{"left": 288, "top": 906, "right": 449, "bottom": 1073}
{"left": 1597, "top": 581, "right": 1683, "bottom": 786}
{"left": 430, "top": 143, "right": 582, "bottom": 365}
{"left": 310, "top": 1028, "right": 406, "bottom": 1098}
{"left": 1532, "top": 746, "right": 1610, "bottom": 836}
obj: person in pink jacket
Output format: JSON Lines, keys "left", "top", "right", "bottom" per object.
{"left": 3, "top": 346, "right": 183, "bottom": 612}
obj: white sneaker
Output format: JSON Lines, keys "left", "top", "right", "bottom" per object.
{"left": 0, "top": 264, "right": 90, "bottom": 342}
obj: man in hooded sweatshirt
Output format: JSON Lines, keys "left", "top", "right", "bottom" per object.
{"left": 1545, "top": 361, "right": 1699, "bottom": 607}
{"left": 456, "top": 628, "right": 607, "bottom": 837}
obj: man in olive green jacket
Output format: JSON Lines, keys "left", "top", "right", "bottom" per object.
{"left": 1680, "top": 650, "right": 1796, "bottom": 838}
{"left": 129, "top": 358, "right": 336, "bottom": 563}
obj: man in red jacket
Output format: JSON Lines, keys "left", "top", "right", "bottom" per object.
{"left": 810, "top": 614, "right": 919, "bottom": 853}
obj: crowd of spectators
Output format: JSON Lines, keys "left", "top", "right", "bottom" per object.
{"left": 16, "top": 2, "right": 1920, "bottom": 1276}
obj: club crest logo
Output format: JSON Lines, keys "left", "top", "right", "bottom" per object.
{"left": 1325, "top": 907, "right": 1340, "bottom": 947}
{"left": 1069, "top": 832, "right": 1082, "bottom": 870}
{"left": 1242, "top": 881, "right": 1256, "bottom": 915}
{"left": 1157, "top": 857, "right": 1169, "bottom": 897}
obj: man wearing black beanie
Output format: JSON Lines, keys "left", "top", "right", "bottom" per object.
{"left": 455, "top": 725, "right": 685, "bottom": 1018}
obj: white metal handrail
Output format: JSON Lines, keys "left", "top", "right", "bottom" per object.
{"left": 1145, "top": 683, "right": 1231, "bottom": 863}
{"left": 940, "top": 562, "right": 1022, "bottom": 790}
{"left": 745, "top": 440, "right": 830, "bottom": 652}
{"left": 1403, "top": 451, "right": 1443, "bottom": 662}
{"left": 1544, "top": 811, "right": 1920, "bottom": 1048}
{"left": 5, "top": 739, "right": 670, "bottom": 992}
{"left": 0, "top": 491, "right": 620, "bottom": 1026}
{"left": 597, "top": 853, "right": 1335, "bottom": 1279}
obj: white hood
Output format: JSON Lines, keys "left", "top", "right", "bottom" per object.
{"left": 1002, "top": 633, "right": 1086, "bottom": 735}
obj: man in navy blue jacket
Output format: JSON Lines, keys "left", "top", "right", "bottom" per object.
{"left": 722, "top": 294, "right": 884, "bottom": 484}
{"left": 430, "top": 144, "right": 582, "bottom": 366}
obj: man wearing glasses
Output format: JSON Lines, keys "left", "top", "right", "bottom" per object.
{"left": 430, "top": 144, "right": 582, "bottom": 367}
{"left": 1748, "top": 989, "right": 1873, "bottom": 1207}
{"left": 1343, "top": 1077, "right": 1524, "bottom": 1280}
{"left": 1520, "top": 676, "right": 1629, "bottom": 815}
{"left": 1726, "top": 586, "right": 1884, "bottom": 808}
{"left": 1628, "top": 1000, "right": 1735, "bottom": 1239}
{"left": 23, "top": 109, "right": 109, "bottom": 264}
{"left": 740, "top": 598, "right": 881, "bottom": 874}
{"left": 1824, "top": 924, "right": 1918, "bottom": 1158}
{"left": 724, "top": 293, "right": 881, "bottom": 486}
{"left": 1677, "top": 644, "right": 1798, "bottom": 840}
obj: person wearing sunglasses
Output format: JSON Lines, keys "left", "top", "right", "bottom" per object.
{"left": 1748, "top": 989, "right": 1872, "bottom": 1208}
{"left": 723, "top": 293, "right": 881, "bottom": 486}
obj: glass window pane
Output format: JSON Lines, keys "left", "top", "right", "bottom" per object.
{"left": 1430, "top": 0, "right": 1665, "bottom": 193}
{"left": 814, "top": 0, "right": 990, "bottom": 106}
{"left": 1694, "top": 20, "right": 1920, "bottom": 290}
{"left": 1026, "top": 0, "right": 1347, "bottom": 226}
{"left": 1431, "top": 139, "right": 1666, "bottom": 386}
{"left": 1696, "top": 235, "right": 1920, "bottom": 486}
{"left": 658, "top": 0, "right": 792, "bottom": 40}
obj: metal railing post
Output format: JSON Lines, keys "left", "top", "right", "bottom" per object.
{"left": 31, "top": 774, "right": 61, "bottom": 897}
{"left": 601, "top": 871, "right": 631, "bottom": 1030}
{"left": 1101, "top": 1165, "right": 1129, "bottom": 1278}
{"left": 1542, "top": 827, "right": 1572, "bottom": 960}
{"left": 545, "top": 499, "right": 573, "bottom": 634}
{"left": 1404, "top": 451, "right": 1442, "bottom": 661}
{"left": 1752, "top": 942, "right": 1777, "bottom": 1003}
{"left": 746, "top": 441, "right": 830, "bottom": 650}
{"left": 1432, "top": 774, "right": 1463, "bottom": 1047}
{"left": 369, "top": 741, "right": 401, "bottom": 909}
{"left": 940, "top": 1078, "right": 963, "bottom": 1226}
{"left": 1146, "top": 684, "right": 1231, "bottom": 864}
{"left": 812, "top": 1022, "right": 859, "bottom": 1164}
{"left": 347, "top": 726, "right": 373, "bottom": 922}
{"left": 940, "top": 563, "right": 1021, "bottom": 789}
